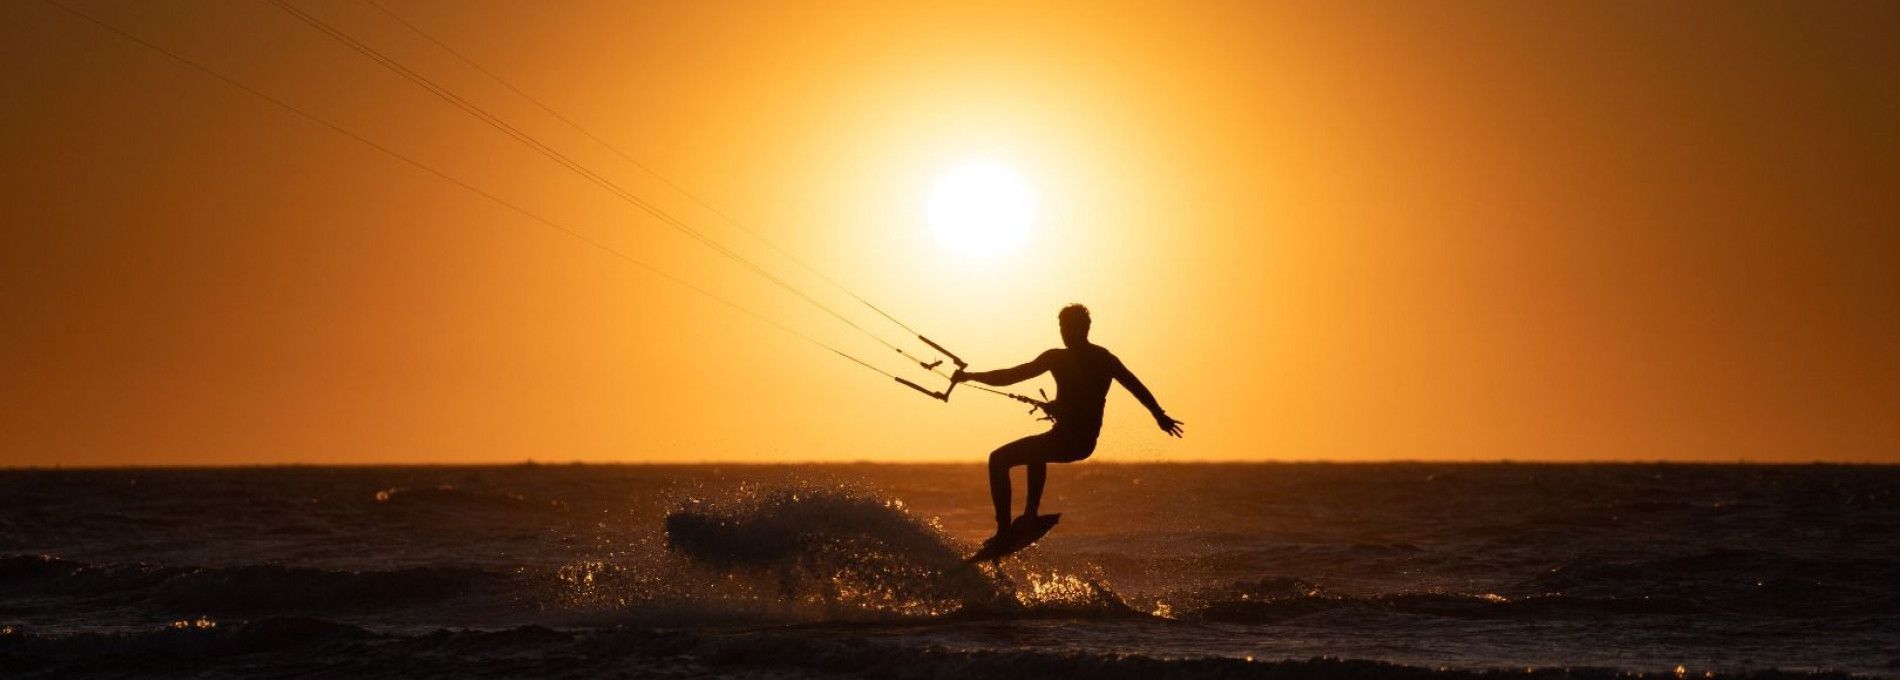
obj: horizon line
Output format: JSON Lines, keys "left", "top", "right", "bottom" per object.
{"left": 3, "top": 458, "right": 1896, "bottom": 470}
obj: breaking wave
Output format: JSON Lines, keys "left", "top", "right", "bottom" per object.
{"left": 638, "top": 486, "right": 1132, "bottom": 619}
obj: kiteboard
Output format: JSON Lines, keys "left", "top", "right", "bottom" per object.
{"left": 964, "top": 513, "right": 1061, "bottom": 564}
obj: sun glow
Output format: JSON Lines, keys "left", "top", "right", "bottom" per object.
{"left": 927, "top": 161, "right": 1036, "bottom": 257}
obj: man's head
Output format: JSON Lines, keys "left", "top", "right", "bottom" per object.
{"left": 1058, "top": 303, "right": 1091, "bottom": 347}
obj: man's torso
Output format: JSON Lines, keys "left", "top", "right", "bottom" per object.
{"left": 1045, "top": 344, "right": 1118, "bottom": 433}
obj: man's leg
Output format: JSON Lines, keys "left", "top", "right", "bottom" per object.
{"left": 987, "top": 454, "right": 1010, "bottom": 532}
{"left": 1025, "top": 433, "right": 1094, "bottom": 520}
{"left": 1023, "top": 462, "right": 1046, "bottom": 518}
{"left": 988, "top": 433, "right": 1056, "bottom": 536}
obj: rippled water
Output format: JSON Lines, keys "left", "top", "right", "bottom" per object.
{"left": 2, "top": 463, "right": 1895, "bottom": 678}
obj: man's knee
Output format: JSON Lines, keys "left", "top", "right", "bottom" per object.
{"left": 990, "top": 441, "right": 1041, "bottom": 469}
{"left": 992, "top": 432, "right": 1061, "bottom": 468}
{"left": 988, "top": 447, "right": 1015, "bottom": 469}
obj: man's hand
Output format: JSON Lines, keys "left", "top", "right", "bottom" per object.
{"left": 1155, "top": 413, "right": 1185, "bottom": 437}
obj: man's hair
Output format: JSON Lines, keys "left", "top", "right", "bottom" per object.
{"left": 1058, "top": 303, "right": 1091, "bottom": 332}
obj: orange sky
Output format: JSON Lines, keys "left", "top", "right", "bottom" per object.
{"left": 3, "top": 1, "right": 1897, "bottom": 466}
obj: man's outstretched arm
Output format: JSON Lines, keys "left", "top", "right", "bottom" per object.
{"left": 1113, "top": 358, "right": 1185, "bottom": 437}
{"left": 953, "top": 350, "right": 1054, "bottom": 387}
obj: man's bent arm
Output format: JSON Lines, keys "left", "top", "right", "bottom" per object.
{"left": 959, "top": 351, "right": 1053, "bottom": 386}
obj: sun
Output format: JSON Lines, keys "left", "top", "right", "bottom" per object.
{"left": 927, "top": 161, "right": 1035, "bottom": 257}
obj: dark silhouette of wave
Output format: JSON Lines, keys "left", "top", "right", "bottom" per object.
{"left": 0, "top": 619, "right": 1868, "bottom": 680}
{"left": 0, "top": 554, "right": 503, "bottom": 614}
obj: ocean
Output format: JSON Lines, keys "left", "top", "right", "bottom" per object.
{"left": 1, "top": 463, "right": 1895, "bottom": 678}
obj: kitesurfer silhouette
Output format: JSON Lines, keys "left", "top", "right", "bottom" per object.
{"left": 952, "top": 304, "right": 1184, "bottom": 545}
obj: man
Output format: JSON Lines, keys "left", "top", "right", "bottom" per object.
{"left": 952, "top": 304, "right": 1184, "bottom": 544}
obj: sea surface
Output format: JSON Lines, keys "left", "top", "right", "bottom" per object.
{"left": 1, "top": 463, "right": 1895, "bottom": 678}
